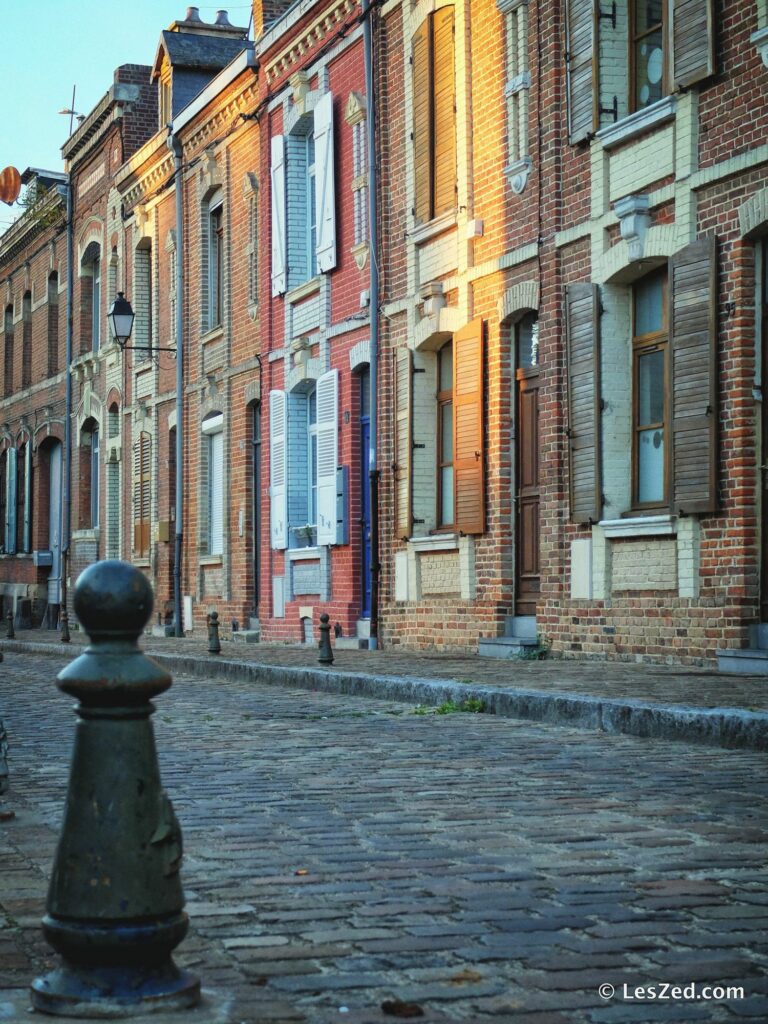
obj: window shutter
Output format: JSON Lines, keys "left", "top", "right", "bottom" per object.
{"left": 453, "top": 318, "right": 485, "bottom": 535}
{"left": 671, "top": 235, "right": 717, "bottom": 515}
{"left": 313, "top": 92, "right": 337, "bottom": 274}
{"left": 6, "top": 447, "right": 16, "bottom": 554}
{"left": 673, "top": 0, "right": 714, "bottom": 90}
{"left": 315, "top": 369, "right": 339, "bottom": 545}
{"left": 269, "top": 389, "right": 288, "bottom": 549}
{"left": 412, "top": 19, "right": 431, "bottom": 224}
{"left": 133, "top": 432, "right": 151, "bottom": 556}
{"left": 270, "top": 135, "right": 287, "bottom": 296}
{"left": 23, "top": 441, "right": 32, "bottom": 553}
{"left": 566, "top": 283, "right": 602, "bottom": 525}
{"left": 432, "top": 6, "right": 456, "bottom": 218}
{"left": 209, "top": 430, "right": 224, "bottom": 555}
{"left": 566, "top": 0, "right": 595, "bottom": 144}
{"left": 394, "top": 347, "right": 412, "bottom": 540}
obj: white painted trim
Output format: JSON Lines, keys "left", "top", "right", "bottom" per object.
{"left": 408, "top": 533, "right": 459, "bottom": 552}
{"left": 596, "top": 96, "right": 677, "bottom": 151}
{"left": 599, "top": 515, "right": 677, "bottom": 538}
{"left": 287, "top": 546, "right": 321, "bottom": 561}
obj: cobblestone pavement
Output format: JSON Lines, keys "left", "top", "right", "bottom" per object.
{"left": 6, "top": 630, "right": 768, "bottom": 712}
{"left": 1, "top": 651, "right": 768, "bottom": 1023}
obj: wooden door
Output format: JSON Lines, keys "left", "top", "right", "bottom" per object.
{"left": 516, "top": 366, "right": 541, "bottom": 616}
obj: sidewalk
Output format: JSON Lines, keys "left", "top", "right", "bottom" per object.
{"left": 2, "top": 630, "right": 767, "bottom": 750}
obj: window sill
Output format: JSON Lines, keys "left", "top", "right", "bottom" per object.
{"left": 596, "top": 96, "right": 677, "bottom": 151}
{"left": 72, "top": 528, "right": 100, "bottom": 541}
{"left": 134, "top": 558, "right": 151, "bottom": 568}
{"left": 408, "top": 533, "right": 459, "bottom": 552}
{"left": 411, "top": 210, "right": 458, "bottom": 246}
{"left": 285, "top": 277, "right": 321, "bottom": 304}
{"left": 599, "top": 514, "right": 677, "bottom": 539}
{"left": 287, "top": 546, "right": 320, "bottom": 560}
{"left": 201, "top": 325, "right": 224, "bottom": 345}
{"left": 199, "top": 554, "right": 223, "bottom": 566}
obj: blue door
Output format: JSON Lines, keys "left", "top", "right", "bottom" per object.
{"left": 360, "top": 369, "right": 372, "bottom": 618}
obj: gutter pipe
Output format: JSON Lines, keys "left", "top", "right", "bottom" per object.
{"left": 170, "top": 133, "right": 184, "bottom": 636}
{"left": 60, "top": 177, "right": 73, "bottom": 633}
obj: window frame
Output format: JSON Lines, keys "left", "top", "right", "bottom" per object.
{"left": 631, "top": 267, "right": 670, "bottom": 511}
{"left": 90, "top": 426, "right": 100, "bottom": 528}
{"left": 202, "top": 413, "right": 224, "bottom": 556}
{"left": 0, "top": 449, "right": 6, "bottom": 553}
{"left": 629, "top": 0, "right": 669, "bottom": 115}
{"left": 307, "top": 387, "right": 318, "bottom": 528}
{"left": 91, "top": 253, "right": 101, "bottom": 352}
{"left": 436, "top": 341, "right": 455, "bottom": 530}
{"left": 208, "top": 195, "right": 224, "bottom": 330}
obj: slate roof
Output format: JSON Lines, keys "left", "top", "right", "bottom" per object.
{"left": 154, "top": 31, "right": 248, "bottom": 77}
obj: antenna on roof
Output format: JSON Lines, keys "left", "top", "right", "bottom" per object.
{"left": 58, "top": 86, "right": 85, "bottom": 136}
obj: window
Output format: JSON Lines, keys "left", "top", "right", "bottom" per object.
{"left": 208, "top": 196, "right": 223, "bottom": 329}
{"left": 308, "top": 388, "right": 318, "bottom": 526}
{"left": 92, "top": 254, "right": 101, "bottom": 352}
{"left": 0, "top": 449, "right": 6, "bottom": 553}
{"left": 517, "top": 312, "right": 539, "bottom": 369}
{"left": 501, "top": 0, "right": 532, "bottom": 193}
{"left": 48, "top": 273, "right": 59, "bottom": 376}
{"left": 80, "top": 243, "right": 102, "bottom": 354}
{"left": 133, "top": 431, "right": 151, "bottom": 558}
{"left": 4, "top": 305, "right": 13, "bottom": 398}
{"left": 16, "top": 442, "right": 31, "bottom": 554}
{"left": 134, "top": 242, "right": 152, "bottom": 360}
{"left": 632, "top": 269, "right": 668, "bottom": 507}
{"left": 437, "top": 342, "right": 454, "bottom": 527}
{"left": 412, "top": 7, "right": 456, "bottom": 223}
{"left": 22, "top": 292, "right": 31, "bottom": 388}
{"left": 631, "top": 0, "right": 666, "bottom": 112}
{"left": 246, "top": 182, "right": 258, "bottom": 307}
{"left": 90, "top": 426, "right": 100, "bottom": 527}
{"left": 202, "top": 413, "right": 223, "bottom": 555}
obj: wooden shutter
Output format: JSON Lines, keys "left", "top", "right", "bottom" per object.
{"left": 673, "top": 0, "right": 714, "bottom": 90}
{"left": 316, "top": 369, "right": 339, "bottom": 545}
{"left": 313, "top": 92, "right": 337, "bottom": 274}
{"left": 6, "top": 447, "right": 16, "bottom": 554}
{"left": 566, "top": 0, "right": 595, "bottom": 144}
{"left": 269, "top": 389, "right": 288, "bottom": 549}
{"left": 432, "top": 6, "right": 456, "bottom": 218}
{"left": 566, "top": 283, "right": 602, "bottom": 525}
{"left": 270, "top": 135, "right": 287, "bottom": 296}
{"left": 412, "top": 19, "right": 431, "bottom": 224}
{"left": 670, "top": 235, "right": 717, "bottom": 515}
{"left": 394, "top": 347, "right": 412, "bottom": 540}
{"left": 453, "top": 318, "right": 485, "bottom": 535}
{"left": 133, "top": 431, "right": 151, "bottom": 556}
{"left": 23, "top": 441, "right": 32, "bottom": 553}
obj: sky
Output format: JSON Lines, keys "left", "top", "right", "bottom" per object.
{"left": 0, "top": 0, "right": 253, "bottom": 230}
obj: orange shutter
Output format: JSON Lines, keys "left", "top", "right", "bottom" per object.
{"left": 453, "top": 318, "right": 485, "bottom": 535}
{"left": 133, "top": 431, "right": 151, "bottom": 556}
{"left": 394, "top": 347, "right": 412, "bottom": 540}
{"left": 412, "top": 19, "right": 431, "bottom": 224}
{"left": 432, "top": 6, "right": 456, "bottom": 218}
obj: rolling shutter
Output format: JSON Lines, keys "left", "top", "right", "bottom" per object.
{"left": 432, "top": 6, "right": 456, "bottom": 218}
{"left": 269, "top": 389, "right": 288, "bottom": 549}
{"left": 453, "top": 319, "right": 485, "bottom": 535}
{"left": 316, "top": 369, "right": 339, "bottom": 545}
{"left": 412, "top": 19, "right": 431, "bottom": 224}
{"left": 313, "top": 92, "right": 337, "bottom": 274}
{"left": 566, "top": 0, "right": 595, "bottom": 144}
{"left": 566, "top": 283, "right": 602, "bottom": 525}
{"left": 394, "top": 347, "right": 412, "bottom": 540}
{"left": 670, "top": 235, "right": 717, "bottom": 515}
{"left": 133, "top": 431, "right": 151, "bottom": 557}
{"left": 5, "top": 447, "right": 16, "bottom": 554}
{"left": 270, "top": 135, "right": 287, "bottom": 296}
{"left": 673, "top": 0, "right": 715, "bottom": 90}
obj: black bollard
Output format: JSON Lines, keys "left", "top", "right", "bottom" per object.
{"left": 30, "top": 560, "right": 200, "bottom": 1017}
{"left": 318, "top": 612, "right": 334, "bottom": 665}
{"left": 207, "top": 611, "right": 221, "bottom": 654}
{"left": 60, "top": 607, "right": 70, "bottom": 644}
{"left": 6, "top": 610, "right": 14, "bottom": 640}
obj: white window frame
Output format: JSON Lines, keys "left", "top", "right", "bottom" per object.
{"left": 202, "top": 413, "right": 224, "bottom": 556}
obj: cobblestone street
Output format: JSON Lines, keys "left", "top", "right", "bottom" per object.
{"left": 2, "top": 651, "right": 768, "bottom": 1023}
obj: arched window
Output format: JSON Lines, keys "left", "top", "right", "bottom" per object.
{"left": 80, "top": 418, "right": 100, "bottom": 528}
{"left": 16, "top": 441, "right": 32, "bottom": 553}
{"left": 48, "top": 273, "right": 59, "bottom": 375}
{"left": 134, "top": 240, "right": 152, "bottom": 361}
{"left": 207, "top": 191, "right": 224, "bottom": 330}
{"left": 80, "top": 242, "right": 101, "bottom": 353}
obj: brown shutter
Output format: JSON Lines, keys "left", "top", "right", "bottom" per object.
{"left": 394, "top": 347, "right": 413, "bottom": 540}
{"left": 566, "top": 283, "right": 602, "bottom": 525}
{"left": 412, "top": 19, "right": 431, "bottom": 224}
{"left": 133, "top": 431, "right": 151, "bottom": 556}
{"left": 673, "top": 0, "right": 715, "bottom": 90}
{"left": 432, "top": 6, "right": 456, "bottom": 218}
{"left": 453, "top": 318, "right": 485, "bottom": 535}
{"left": 566, "top": 0, "right": 595, "bottom": 144}
{"left": 670, "top": 235, "right": 717, "bottom": 515}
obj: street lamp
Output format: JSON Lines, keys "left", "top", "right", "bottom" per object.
{"left": 107, "top": 292, "right": 135, "bottom": 348}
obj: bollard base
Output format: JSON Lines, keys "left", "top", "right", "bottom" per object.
{"left": 30, "top": 960, "right": 200, "bottom": 1018}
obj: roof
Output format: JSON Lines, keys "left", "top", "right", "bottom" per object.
{"left": 152, "top": 31, "right": 248, "bottom": 79}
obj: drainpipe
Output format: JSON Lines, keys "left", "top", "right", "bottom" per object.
{"left": 363, "top": 0, "right": 380, "bottom": 650}
{"left": 60, "top": 176, "right": 73, "bottom": 627}
{"left": 169, "top": 132, "right": 184, "bottom": 636}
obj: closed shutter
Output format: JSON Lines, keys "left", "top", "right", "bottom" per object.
{"left": 566, "top": 0, "right": 595, "bottom": 144}
{"left": 566, "top": 283, "right": 602, "bottom": 525}
{"left": 315, "top": 369, "right": 339, "bottom": 545}
{"left": 673, "top": 0, "right": 714, "bottom": 90}
{"left": 23, "top": 441, "right": 32, "bottom": 553}
{"left": 393, "top": 347, "right": 412, "bottom": 540}
{"left": 270, "top": 135, "right": 287, "bottom": 296}
{"left": 6, "top": 447, "right": 16, "bottom": 554}
{"left": 133, "top": 431, "right": 151, "bottom": 557}
{"left": 313, "top": 92, "right": 337, "bottom": 274}
{"left": 269, "top": 389, "right": 288, "bottom": 549}
{"left": 432, "top": 6, "right": 456, "bottom": 218}
{"left": 453, "top": 318, "right": 485, "bottom": 535}
{"left": 670, "top": 235, "right": 717, "bottom": 515}
{"left": 208, "top": 430, "right": 224, "bottom": 555}
{"left": 412, "top": 19, "right": 431, "bottom": 224}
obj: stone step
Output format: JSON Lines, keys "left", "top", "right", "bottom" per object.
{"left": 232, "top": 629, "right": 260, "bottom": 644}
{"left": 503, "top": 615, "right": 537, "bottom": 639}
{"left": 716, "top": 648, "right": 768, "bottom": 675}
{"left": 478, "top": 636, "right": 541, "bottom": 660}
{"left": 334, "top": 637, "right": 367, "bottom": 650}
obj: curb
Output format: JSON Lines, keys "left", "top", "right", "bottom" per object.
{"left": 3, "top": 640, "right": 767, "bottom": 751}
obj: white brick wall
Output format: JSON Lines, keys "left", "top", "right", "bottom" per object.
{"left": 611, "top": 538, "right": 678, "bottom": 592}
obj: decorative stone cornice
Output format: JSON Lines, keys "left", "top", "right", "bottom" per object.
{"left": 344, "top": 91, "right": 366, "bottom": 126}
{"left": 264, "top": 0, "right": 358, "bottom": 85}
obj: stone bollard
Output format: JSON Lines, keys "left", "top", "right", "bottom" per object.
{"left": 30, "top": 560, "right": 200, "bottom": 1017}
{"left": 6, "top": 610, "right": 14, "bottom": 640}
{"left": 318, "top": 612, "right": 334, "bottom": 665}
{"left": 207, "top": 611, "right": 221, "bottom": 654}
{"left": 60, "top": 607, "right": 70, "bottom": 644}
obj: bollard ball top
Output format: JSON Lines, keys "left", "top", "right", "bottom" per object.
{"left": 73, "top": 560, "right": 154, "bottom": 639}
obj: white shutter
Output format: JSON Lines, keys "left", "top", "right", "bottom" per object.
{"left": 6, "top": 447, "right": 16, "bottom": 554}
{"left": 209, "top": 430, "right": 224, "bottom": 556}
{"left": 269, "top": 390, "right": 288, "bottom": 549}
{"left": 270, "top": 135, "right": 287, "bottom": 296}
{"left": 313, "top": 92, "right": 337, "bottom": 274}
{"left": 315, "top": 369, "right": 338, "bottom": 545}
{"left": 23, "top": 442, "right": 32, "bottom": 552}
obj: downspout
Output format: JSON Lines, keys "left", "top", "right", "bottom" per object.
{"left": 170, "top": 132, "right": 184, "bottom": 636}
{"left": 60, "top": 176, "right": 73, "bottom": 635}
{"left": 363, "top": 0, "right": 380, "bottom": 649}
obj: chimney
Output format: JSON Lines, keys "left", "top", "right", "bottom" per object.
{"left": 214, "top": 10, "right": 232, "bottom": 25}
{"left": 185, "top": 6, "right": 202, "bottom": 20}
